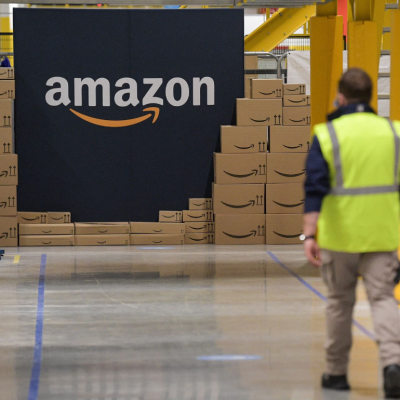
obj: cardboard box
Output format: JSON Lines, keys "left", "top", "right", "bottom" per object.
{"left": 183, "top": 210, "right": 214, "bottom": 222}
{"left": 283, "top": 107, "right": 311, "bottom": 126}
{"left": 221, "top": 126, "right": 267, "bottom": 154}
{"left": 283, "top": 94, "right": 311, "bottom": 107}
{"left": 0, "top": 81, "right": 15, "bottom": 100}
{"left": 19, "top": 224, "right": 75, "bottom": 235}
{"left": 213, "top": 183, "right": 265, "bottom": 214}
{"left": 214, "top": 153, "right": 267, "bottom": 184}
{"left": 236, "top": 99, "right": 282, "bottom": 126}
{"left": 267, "top": 153, "right": 307, "bottom": 183}
{"left": 0, "top": 216, "right": 17, "bottom": 246}
{"left": 244, "top": 55, "right": 258, "bottom": 70}
{"left": 0, "top": 154, "right": 17, "bottom": 185}
{"left": 189, "top": 198, "right": 213, "bottom": 210}
{"left": 266, "top": 183, "right": 305, "bottom": 214}
{"left": 266, "top": 214, "right": 303, "bottom": 244}
{"left": 185, "top": 222, "right": 215, "bottom": 233}
{"left": 75, "top": 222, "right": 130, "bottom": 235}
{"left": 0, "top": 185, "right": 16, "bottom": 216}
{"left": 0, "top": 100, "right": 12, "bottom": 128}
{"left": 19, "top": 235, "right": 74, "bottom": 247}
{"left": 159, "top": 211, "right": 183, "bottom": 223}
{"left": 48, "top": 212, "right": 71, "bottom": 224}
{"left": 269, "top": 126, "right": 311, "bottom": 153}
{"left": 283, "top": 83, "right": 306, "bottom": 95}
{"left": 130, "top": 234, "right": 184, "bottom": 245}
{"left": 185, "top": 233, "right": 215, "bottom": 244}
{"left": 0, "top": 68, "right": 14, "bottom": 80}
{"left": 245, "top": 75, "right": 257, "bottom": 98}
{"left": 130, "top": 222, "right": 185, "bottom": 234}
{"left": 251, "top": 79, "right": 283, "bottom": 99}
{"left": 18, "top": 212, "right": 47, "bottom": 224}
{"left": 215, "top": 214, "right": 266, "bottom": 245}
{"left": 0, "top": 128, "right": 13, "bottom": 154}
{"left": 75, "top": 234, "right": 129, "bottom": 246}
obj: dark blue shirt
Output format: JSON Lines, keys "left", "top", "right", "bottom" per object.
{"left": 304, "top": 103, "right": 375, "bottom": 213}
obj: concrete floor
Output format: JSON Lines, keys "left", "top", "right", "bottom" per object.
{"left": 0, "top": 244, "right": 392, "bottom": 400}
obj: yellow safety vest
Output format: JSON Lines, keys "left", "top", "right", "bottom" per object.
{"left": 314, "top": 112, "right": 400, "bottom": 253}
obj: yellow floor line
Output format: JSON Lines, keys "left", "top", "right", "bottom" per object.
{"left": 13, "top": 255, "right": 20, "bottom": 264}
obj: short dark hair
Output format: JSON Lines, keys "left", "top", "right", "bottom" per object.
{"left": 338, "top": 68, "right": 372, "bottom": 104}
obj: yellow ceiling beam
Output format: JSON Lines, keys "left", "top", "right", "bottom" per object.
{"left": 244, "top": 5, "right": 316, "bottom": 52}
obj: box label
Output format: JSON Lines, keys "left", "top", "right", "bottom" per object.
{"left": 267, "top": 153, "right": 307, "bottom": 183}
{"left": 0, "top": 185, "right": 17, "bottom": 216}
{"left": 214, "top": 153, "right": 267, "bottom": 184}
{"left": 283, "top": 95, "right": 310, "bottom": 107}
{"left": 283, "top": 84, "right": 306, "bottom": 95}
{"left": 283, "top": 106, "right": 311, "bottom": 126}
{"left": 188, "top": 198, "right": 213, "bottom": 210}
{"left": 269, "top": 126, "right": 311, "bottom": 153}
{"left": 0, "top": 154, "right": 17, "bottom": 185}
{"left": 213, "top": 183, "right": 265, "bottom": 214}
{"left": 0, "top": 68, "right": 14, "bottom": 80}
{"left": 0, "top": 81, "right": 15, "bottom": 99}
{"left": 185, "top": 233, "right": 214, "bottom": 244}
{"left": 236, "top": 99, "right": 282, "bottom": 126}
{"left": 251, "top": 79, "right": 283, "bottom": 99}
{"left": 266, "top": 214, "right": 303, "bottom": 244}
{"left": 215, "top": 214, "right": 266, "bottom": 245}
{"left": 18, "top": 212, "right": 48, "bottom": 224}
{"left": 220, "top": 126, "right": 267, "bottom": 154}
{"left": 183, "top": 210, "right": 214, "bottom": 222}
{"left": 159, "top": 211, "right": 183, "bottom": 223}
{"left": 0, "top": 216, "right": 18, "bottom": 246}
{"left": 185, "top": 222, "right": 215, "bottom": 233}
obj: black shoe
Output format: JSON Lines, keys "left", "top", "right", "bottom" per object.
{"left": 321, "top": 373, "right": 351, "bottom": 391}
{"left": 384, "top": 364, "right": 400, "bottom": 399}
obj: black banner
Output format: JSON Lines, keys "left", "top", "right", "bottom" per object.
{"left": 14, "top": 9, "right": 244, "bottom": 222}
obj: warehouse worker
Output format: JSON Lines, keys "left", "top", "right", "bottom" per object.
{"left": 303, "top": 68, "right": 400, "bottom": 399}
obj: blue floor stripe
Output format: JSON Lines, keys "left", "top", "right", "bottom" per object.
{"left": 267, "top": 251, "right": 375, "bottom": 340}
{"left": 28, "top": 254, "right": 47, "bottom": 400}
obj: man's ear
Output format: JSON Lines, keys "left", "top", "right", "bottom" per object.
{"left": 338, "top": 92, "right": 348, "bottom": 107}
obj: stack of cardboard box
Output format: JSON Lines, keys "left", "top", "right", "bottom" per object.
{"left": 0, "top": 68, "right": 18, "bottom": 247}
{"left": 213, "top": 79, "right": 285, "bottom": 244}
{"left": 184, "top": 198, "right": 214, "bottom": 244}
{"left": 266, "top": 83, "right": 310, "bottom": 244}
{"left": 74, "top": 222, "right": 130, "bottom": 246}
{"left": 19, "top": 212, "right": 74, "bottom": 246}
{"left": 130, "top": 221, "right": 185, "bottom": 245}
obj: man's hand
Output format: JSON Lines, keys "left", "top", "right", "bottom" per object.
{"left": 303, "top": 212, "right": 321, "bottom": 267}
{"left": 304, "top": 238, "right": 321, "bottom": 267}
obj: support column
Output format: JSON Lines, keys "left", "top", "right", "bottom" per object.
{"left": 347, "top": 0, "right": 386, "bottom": 111}
{"left": 390, "top": 10, "right": 400, "bottom": 120}
{"left": 348, "top": 21, "right": 379, "bottom": 109}
{"left": 310, "top": 1, "right": 343, "bottom": 130}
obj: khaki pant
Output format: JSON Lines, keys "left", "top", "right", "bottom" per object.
{"left": 320, "top": 250, "right": 400, "bottom": 375}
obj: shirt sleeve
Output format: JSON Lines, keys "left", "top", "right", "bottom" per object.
{"left": 304, "top": 135, "right": 331, "bottom": 213}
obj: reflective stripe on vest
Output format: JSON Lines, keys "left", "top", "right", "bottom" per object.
{"left": 326, "top": 120, "right": 400, "bottom": 195}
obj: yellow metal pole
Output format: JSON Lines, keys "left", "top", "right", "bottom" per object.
{"left": 348, "top": 21, "right": 378, "bottom": 110}
{"left": 390, "top": 10, "right": 400, "bottom": 121}
{"left": 310, "top": 1, "right": 343, "bottom": 130}
{"left": 384, "top": 0, "right": 397, "bottom": 50}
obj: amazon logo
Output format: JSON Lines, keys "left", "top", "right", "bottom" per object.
{"left": 274, "top": 169, "right": 306, "bottom": 178}
{"left": 220, "top": 195, "right": 264, "bottom": 209}
{"left": 272, "top": 199, "right": 305, "bottom": 208}
{"left": 223, "top": 225, "right": 265, "bottom": 239}
{"left": 273, "top": 231, "right": 302, "bottom": 239}
{"left": 45, "top": 76, "right": 215, "bottom": 128}
{"left": 224, "top": 164, "right": 266, "bottom": 178}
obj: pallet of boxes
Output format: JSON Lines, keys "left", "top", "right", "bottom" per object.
{"left": 0, "top": 67, "right": 18, "bottom": 247}
{"left": 213, "top": 78, "right": 310, "bottom": 245}
{"left": 266, "top": 80, "right": 310, "bottom": 244}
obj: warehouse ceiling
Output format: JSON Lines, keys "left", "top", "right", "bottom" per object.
{"left": 10, "top": 0, "right": 334, "bottom": 5}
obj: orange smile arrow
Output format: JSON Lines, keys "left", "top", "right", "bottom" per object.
{"left": 69, "top": 107, "right": 160, "bottom": 127}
